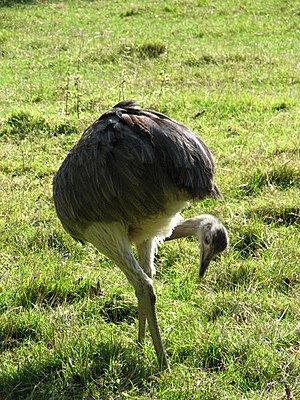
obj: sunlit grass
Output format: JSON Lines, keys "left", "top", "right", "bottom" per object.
{"left": 0, "top": 0, "right": 299, "bottom": 399}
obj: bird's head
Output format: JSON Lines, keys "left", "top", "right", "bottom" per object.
{"left": 196, "top": 215, "right": 229, "bottom": 278}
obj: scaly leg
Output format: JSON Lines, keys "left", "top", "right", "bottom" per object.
{"left": 84, "top": 223, "right": 169, "bottom": 369}
{"left": 136, "top": 239, "right": 157, "bottom": 344}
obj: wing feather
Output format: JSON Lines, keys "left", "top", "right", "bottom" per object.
{"left": 53, "top": 100, "right": 221, "bottom": 233}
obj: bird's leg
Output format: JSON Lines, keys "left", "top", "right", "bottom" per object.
{"left": 135, "top": 281, "right": 169, "bottom": 370}
{"left": 129, "top": 256, "right": 168, "bottom": 370}
{"left": 136, "top": 239, "right": 157, "bottom": 345}
{"left": 136, "top": 239, "right": 169, "bottom": 370}
{"left": 137, "top": 303, "right": 146, "bottom": 345}
{"left": 120, "top": 260, "right": 168, "bottom": 369}
{"left": 84, "top": 222, "right": 169, "bottom": 370}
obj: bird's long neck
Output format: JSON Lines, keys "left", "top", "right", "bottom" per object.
{"left": 165, "top": 215, "right": 207, "bottom": 240}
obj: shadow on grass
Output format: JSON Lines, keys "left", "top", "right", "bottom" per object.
{"left": 232, "top": 225, "right": 268, "bottom": 259}
{"left": 0, "top": 317, "right": 41, "bottom": 352}
{"left": 101, "top": 293, "right": 138, "bottom": 324}
{"left": 0, "top": 110, "right": 77, "bottom": 140}
{"left": 119, "top": 41, "right": 166, "bottom": 59}
{"left": 0, "top": 341, "right": 151, "bottom": 399}
{"left": 240, "top": 164, "right": 299, "bottom": 196}
{"left": 247, "top": 205, "right": 300, "bottom": 227}
{"left": 0, "top": 0, "right": 36, "bottom": 7}
{"left": 1, "top": 292, "right": 138, "bottom": 353}
{"left": 13, "top": 285, "right": 137, "bottom": 323}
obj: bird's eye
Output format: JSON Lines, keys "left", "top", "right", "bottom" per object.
{"left": 204, "top": 235, "right": 210, "bottom": 245}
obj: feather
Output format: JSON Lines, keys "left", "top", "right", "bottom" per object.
{"left": 53, "top": 100, "right": 222, "bottom": 239}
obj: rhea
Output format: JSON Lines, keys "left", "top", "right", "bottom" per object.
{"left": 53, "top": 100, "right": 228, "bottom": 370}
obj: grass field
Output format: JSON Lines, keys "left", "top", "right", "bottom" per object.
{"left": 0, "top": 0, "right": 299, "bottom": 399}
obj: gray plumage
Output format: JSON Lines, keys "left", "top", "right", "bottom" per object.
{"left": 166, "top": 214, "right": 229, "bottom": 277}
{"left": 53, "top": 100, "right": 228, "bottom": 370}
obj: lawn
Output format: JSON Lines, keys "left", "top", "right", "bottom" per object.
{"left": 0, "top": 0, "right": 299, "bottom": 399}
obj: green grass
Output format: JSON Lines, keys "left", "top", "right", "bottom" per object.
{"left": 0, "top": 0, "right": 299, "bottom": 398}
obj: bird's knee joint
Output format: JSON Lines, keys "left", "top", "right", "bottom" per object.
{"left": 135, "top": 281, "right": 156, "bottom": 304}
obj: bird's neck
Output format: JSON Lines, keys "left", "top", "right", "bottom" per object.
{"left": 166, "top": 215, "right": 208, "bottom": 240}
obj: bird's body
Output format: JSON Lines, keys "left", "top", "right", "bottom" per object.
{"left": 53, "top": 100, "right": 228, "bottom": 369}
{"left": 53, "top": 100, "right": 221, "bottom": 244}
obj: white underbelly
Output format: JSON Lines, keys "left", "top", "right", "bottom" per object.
{"left": 128, "top": 199, "right": 187, "bottom": 244}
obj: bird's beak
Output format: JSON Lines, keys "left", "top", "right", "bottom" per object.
{"left": 199, "top": 246, "right": 213, "bottom": 278}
